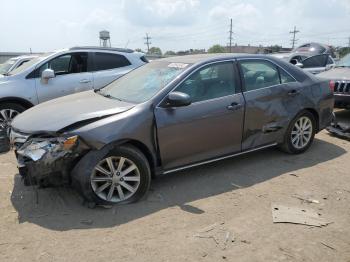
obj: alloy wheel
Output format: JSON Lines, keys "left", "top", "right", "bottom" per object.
{"left": 291, "top": 116, "right": 313, "bottom": 149}
{"left": 0, "top": 109, "right": 20, "bottom": 130}
{"left": 90, "top": 156, "right": 141, "bottom": 203}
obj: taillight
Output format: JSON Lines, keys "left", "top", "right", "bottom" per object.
{"left": 329, "top": 80, "right": 335, "bottom": 93}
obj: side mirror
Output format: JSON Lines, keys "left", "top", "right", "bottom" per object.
{"left": 295, "top": 62, "right": 304, "bottom": 68}
{"left": 325, "top": 64, "right": 334, "bottom": 71}
{"left": 166, "top": 92, "right": 191, "bottom": 107}
{"left": 41, "top": 69, "right": 55, "bottom": 80}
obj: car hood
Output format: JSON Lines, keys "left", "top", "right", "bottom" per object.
{"left": 317, "top": 67, "right": 350, "bottom": 80}
{"left": 12, "top": 91, "right": 135, "bottom": 133}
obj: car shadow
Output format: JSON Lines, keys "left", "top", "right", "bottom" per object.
{"left": 10, "top": 138, "right": 346, "bottom": 231}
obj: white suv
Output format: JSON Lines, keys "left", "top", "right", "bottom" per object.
{"left": 0, "top": 55, "right": 38, "bottom": 75}
{"left": 0, "top": 47, "right": 147, "bottom": 128}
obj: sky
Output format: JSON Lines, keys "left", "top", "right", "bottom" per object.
{"left": 0, "top": 0, "right": 349, "bottom": 53}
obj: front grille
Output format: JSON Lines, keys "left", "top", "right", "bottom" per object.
{"left": 334, "top": 81, "right": 350, "bottom": 94}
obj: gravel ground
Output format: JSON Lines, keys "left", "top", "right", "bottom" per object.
{"left": 0, "top": 110, "right": 349, "bottom": 262}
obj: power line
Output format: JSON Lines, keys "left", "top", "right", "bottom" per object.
{"left": 228, "top": 18, "right": 233, "bottom": 52}
{"left": 289, "top": 26, "right": 300, "bottom": 48}
{"left": 144, "top": 33, "right": 152, "bottom": 53}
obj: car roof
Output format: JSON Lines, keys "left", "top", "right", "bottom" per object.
{"left": 159, "top": 53, "right": 281, "bottom": 64}
{"left": 69, "top": 46, "right": 134, "bottom": 53}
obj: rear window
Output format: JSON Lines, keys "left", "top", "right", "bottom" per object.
{"left": 94, "top": 52, "right": 131, "bottom": 71}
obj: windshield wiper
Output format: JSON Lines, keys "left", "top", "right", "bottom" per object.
{"left": 336, "top": 65, "right": 350, "bottom": 68}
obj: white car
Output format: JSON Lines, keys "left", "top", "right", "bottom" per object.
{"left": 0, "top": 46, "right": 147, "bottom": 128}
{"left": 0, "top": 55, "right": 38, "bottom": 75}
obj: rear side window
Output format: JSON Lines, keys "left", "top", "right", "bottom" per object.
{"left": 240, "top": 60, "right": 280, "bottom": 91}
{"left": 94, "top": 53, "right": 131, "bottom": 71}
{"left": 302, "top": 54, "right": 328, "bottom": 68}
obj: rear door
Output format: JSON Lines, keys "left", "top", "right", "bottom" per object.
{"left": 155, "top": 61, "right": 245, "bottom": 170}
{"left": 92, "top": 52, "right": 135, "bottom": 89}
{"left": 238, "top": 59, "right": 302, "bottom": 150}
{"left": 35, "top": 52, "right": 93, "bottom": 102}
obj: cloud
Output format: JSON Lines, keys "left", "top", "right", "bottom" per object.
{"left": 123, "top": 0, "right": 200, "bottom": 27}
{"left": 209, "top": 2, "right": 261, "bottom": 31}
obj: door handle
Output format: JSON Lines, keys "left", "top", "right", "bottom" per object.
{"left": 227, "top": 102, "right": 242, "bottom": 111}
{"left": 288, "top": 89, "right": 300, "bottom": 96}
{"left": 80, "top": 79, "right": 91, "bottom": 84}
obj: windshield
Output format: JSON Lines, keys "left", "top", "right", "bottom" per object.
{"left": 98, "top": 61, "right": 191, "bottom": 103}
{"left": 9, "top": 53, "right": 51, "bottom": 76}
{"left": 0, "top": 58, "right": 17, "bottom": 75}
{"left": 337, "top": 54, "right": 350, "bottom": 67}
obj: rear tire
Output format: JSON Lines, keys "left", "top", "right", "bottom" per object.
{"left": 280, "top": 111, "right": 316, "bottom": 154}
{"left": 72, "top": 144, "right": 151, "bottom": 205}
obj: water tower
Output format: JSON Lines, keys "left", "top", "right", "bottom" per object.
{"left": 99, "top": 30, "right": 111, "bottom": 47}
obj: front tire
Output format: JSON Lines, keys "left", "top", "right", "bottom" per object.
{"left": 72, "top": 144, "right": 151, "bottom": 205}
{"left": 280, "top": 111, "right": 316, "bottom": 154}
{"left": 0, "top": 103, "right": 26, "bottom": 130}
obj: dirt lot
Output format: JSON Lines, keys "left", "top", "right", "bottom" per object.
{"left": 0, "top": 110, "right": 349, "bottom": 262}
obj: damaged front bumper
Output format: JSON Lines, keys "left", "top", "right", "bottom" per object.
{"left": 11, "top": 133, "right": 88, "bottom": 186}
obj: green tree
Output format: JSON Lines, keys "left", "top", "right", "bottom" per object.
{"left": 164, "top": 50, "right": 176, "bottom": 56}
{"left": 339, "top": 47, "right": 350, "bottom": 58}
{"left": 149, "top": 47, "right": 162, "bottom": 55}
{"left": 208, "top": 44, "right": 226, "bottom": 53}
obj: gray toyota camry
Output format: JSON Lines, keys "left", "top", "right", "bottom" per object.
{"left": 10, "top": 54, "right": 334, "bottom": 205}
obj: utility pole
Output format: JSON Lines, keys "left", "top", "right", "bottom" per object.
{"left": 228, "top": 18, "right": 233, "bottom": 52}
{"left": 289, "top": 26, "right": 300, "bottom": 49}
{"left": 144, "top": 33, "right": 152, "bottom": 53}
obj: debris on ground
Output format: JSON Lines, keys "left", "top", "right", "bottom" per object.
{"left": 289, "top": 173, "right": 299, "bottom": 177}
{"left": 292, "top": 195, "right": 320, "bottom": 204}
{"left": 320, "top": 242, "right": 336, "bottom": 251}
{"left": 271, "top": 204, "right": 331, "bottom": 227}
{"left": 194, "top": 222, "right": 234, "bottom": 250}
{"left": 327, "top": 122, "right": 350, "bottom": 140}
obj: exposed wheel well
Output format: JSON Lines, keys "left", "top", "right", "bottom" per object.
{"left": 0, "top": 97, "right": 34, "bottom": 109}
{"left": 120, "top": 140, "right": 156, "bottom": 175}
{"left": 304, "top": 108, "right": 319, "bottom": 132}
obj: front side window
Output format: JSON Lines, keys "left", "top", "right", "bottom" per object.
{"left": 240, "top": 60, "right": 280, "bottom": 91}
{"left": 175, "top": 62, "right": 236, "bottom": 103}
{"left": 38, "top": 52, "right": 88, "bottom": 76}
{"left": 280, "top": 69, "right": 296, "bottom": 84}
{"left": 94, "top": 53, "right": 131, "bottom": 71}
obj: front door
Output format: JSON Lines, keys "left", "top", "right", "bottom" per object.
{"left": 155, "top": 61, "right": 245, "bottom": 170}
{"left": 35, "top": 52, "right": 93, "bottom": 103}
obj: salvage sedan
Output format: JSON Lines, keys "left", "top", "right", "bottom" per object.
{"left": 10, "top": 54, "right": 334, "bottom": 205}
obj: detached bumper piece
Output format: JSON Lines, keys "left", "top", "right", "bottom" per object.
{"left": 326, "top": 122, "right": 350, "bottom": 141}
{"left": 15, "top": 136, "right": 85, "bottom": 187}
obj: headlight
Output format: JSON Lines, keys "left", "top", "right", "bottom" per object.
{"left": 17, "top": 135, "right": 78, "bottom": 162}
